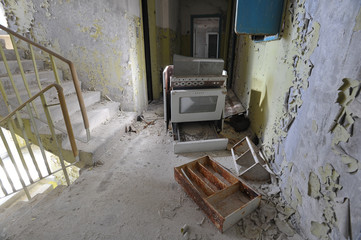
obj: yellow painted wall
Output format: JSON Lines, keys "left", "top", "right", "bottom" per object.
{"left": 232, "top": 0, "right": 320, "bottom": 153}
{"left": 157, "top": 27, "right": 179, "bottom": 67}
{"left": 180, "top": 34, "right": 191, "bottom": 56}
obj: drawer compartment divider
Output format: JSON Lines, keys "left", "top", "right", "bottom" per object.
{"left": 186, "top": 166, "right": 215, "bottom": 196}
{"left": 197, "top": 162, "right": 228, "bottom": 190}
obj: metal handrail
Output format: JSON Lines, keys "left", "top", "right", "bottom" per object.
{"left": 0, "top": 84, "right": 78, "bottom": 199}
{"left": 0, "top": 83, "right": 78, "bottom": 158}
{"left": 0, "top": 24, "right": 90, "bottom": 141}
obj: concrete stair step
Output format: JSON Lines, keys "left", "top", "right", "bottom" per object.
{"left": 1, "top": 49, "right": 26, "bottom": 61}
{"left": 37, "top": 91, "right": 101, "bottom": 128}
{"left": 0, "top": 59, "right": 44, "bottom": 76}
{"left": 1, "top": 80, "right": 77, "bottom": 118}
{"left": 0, "top": 70, "right": 63, "bottom": 96}
{"left": 6, "top": 80, "right": 78, "bottom": 104}
{"left": 54, "top": 101, "right": 120, "bottom": 140}
{"left": 62, "top": 111, "right": 137, "bottom": 165}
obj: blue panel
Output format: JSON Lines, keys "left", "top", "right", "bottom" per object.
{"left": 252, "top": 33, "right": 280, "bottom": 42}
{"left": 235, "top": 0, "right": 284, "bottom": 35}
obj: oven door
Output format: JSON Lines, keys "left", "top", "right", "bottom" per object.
{"left": 170, "top": 88, "right": 226, "bottom": 123}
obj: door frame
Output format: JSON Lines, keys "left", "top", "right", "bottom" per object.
{"left": 141, "top": 0, "right": 153, "bottom": 101}
{"left": 191, "top": 14, "right": 222, "bottom": 58}
{"left": 206, "top": 32, "right": 219, "bottom": 58}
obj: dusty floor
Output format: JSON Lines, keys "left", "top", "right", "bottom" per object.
{"left": 0, "top": 103, "right": 304, "bottom": 240}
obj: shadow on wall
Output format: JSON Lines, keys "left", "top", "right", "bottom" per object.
{"left": 249, "top": 88, "right": 269, "bottom": 138}
{"left": 231, "top": 35, "right": 251, "bottom": 106}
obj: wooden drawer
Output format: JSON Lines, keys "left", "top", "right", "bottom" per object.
{"left": 174, "top": 155, "right": 261, "bottom": 232}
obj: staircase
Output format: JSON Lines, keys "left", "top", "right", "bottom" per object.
{"left": 0, "top": 25, "right": 137, "bottom": 202}
{"left": 0, "top": 44, "right": 136, "bottom": 168}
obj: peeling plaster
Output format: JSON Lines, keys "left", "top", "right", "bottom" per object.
{"left": 310, "top": 221, "right": 330, "bottom": 239}
{"left": 2, "top": 0, "right": 35, "bottom": 33}
{"left": 354, "top": 7, "right": 361, "bottom": 32}
{"left": 233, "top": 0, "right": 320, "bottom": 163}
{"left": 330, "top": 78, "right": 360, "bottom": 173}
{"left": 308, "top": 171, "right": 321, "bottom": 199}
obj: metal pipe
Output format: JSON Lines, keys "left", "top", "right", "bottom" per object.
{"left": 0, "top": 128, "right": 31, "bottom": 200}
{"left": 27, "top": 102, "right": 52, "bottom": 175}
{"left": 10, "top": 35, "right": 39, "bottom": 118}
{"left": 0, "top": 84, "right": 79, "bottom": 161}
{"left": 69, "top": 62, "right": 90, "bottom": 141}
{"left": 50, "top": 55, "right": 61, "bottom": 85}
{"left": 0, "top": 156, "right": 16, "bottom": 192}
{"left": 0, "top": 168, "right": 9, "bottom": 195}
{"left": 7, "top": 122, "right": 34, "bottom": 184}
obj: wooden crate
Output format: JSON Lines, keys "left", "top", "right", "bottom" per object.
{"left": 174, "top": 155, "right": 261, "bottom": 232}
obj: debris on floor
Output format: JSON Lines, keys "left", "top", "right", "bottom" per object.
{"left": 0, "top": 102, "right": 305, "bottom": 240}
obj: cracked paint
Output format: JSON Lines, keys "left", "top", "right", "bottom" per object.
{"left": 233, "top": 0, "right": 320, "bottom": 163}
{"left": 310, "top": 221, "right": 330, "bottom": 239}
{"left": 2, "top": 0, "right": 35, "bottom": 33}
{"left": 354, "top": 7, "right": 361, "bottom": 32}
{"left": 308, "top": 171, "right": 321, "bottom": 199}
{"left": 330, "top": 78, "right": 360, "bottom": 173}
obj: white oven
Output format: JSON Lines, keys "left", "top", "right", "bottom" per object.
{"left": 163, "top": 55, "right": 229, "bottom": 154}
{"left": 170, "top": 88, "right": 226, "bottom": 123}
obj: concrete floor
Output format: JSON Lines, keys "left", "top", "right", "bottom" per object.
{"left": 0, "top": 103, "right": 303, "bottom": 240}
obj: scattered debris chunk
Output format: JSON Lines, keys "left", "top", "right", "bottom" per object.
{"left": 197, "top": 217, "right": 205, "bottom": 226}
{"left": 181, "top": 224, "right": 189, "bottom": 235}
{"left": 310, "top": 221, "right": 330, "bottom": 239}
{"left": 275, "top": 218, "right": 295, "bottom": 237}
{"left": 308, "top": 171, "right": 321, "bottom": 199}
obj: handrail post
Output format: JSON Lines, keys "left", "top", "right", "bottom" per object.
{"left": 69, "top": 62, "right": 90, "bottom": 141}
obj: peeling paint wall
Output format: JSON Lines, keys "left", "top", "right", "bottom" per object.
{"left": 2, "top": 0, "right": 147, "bottom": 113}
{"left": 233, "top": 0, "right": 361, "bottom": 239}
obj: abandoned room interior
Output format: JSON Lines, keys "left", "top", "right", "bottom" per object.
{"left": 0, "top": 0, "right": 360, "bottom": 239}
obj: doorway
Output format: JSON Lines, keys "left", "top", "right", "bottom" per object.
{"left": 191, "top": 16, "right": 221, "bottom": 58}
